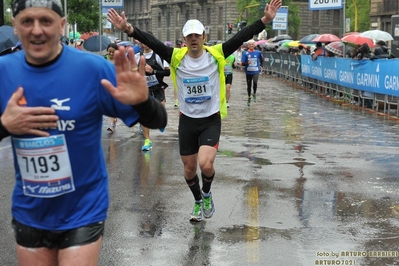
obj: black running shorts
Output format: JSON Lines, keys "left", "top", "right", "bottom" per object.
{"left": 178, "top": 112, "right": 221, "bottom": 156}
{"left": 12, "top": 218, "right": 104, "bottom": 249}
{"left": 225, "top": 73, "right": 233, "bottom": 84}
{"left": 149, "top": 88, "right": 166, "bottom": 102}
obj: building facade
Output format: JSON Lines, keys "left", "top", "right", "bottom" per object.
{"left": 113, "top": 0, "right": 346, "bottom": 42}
{"left": 369, "top": 0, "right": 397, "bottom": 33}
{"left": 120, "top": 0, "right": 239, "bottom": 42}
{"left": 296, "top": 2, "right": 343, "bottom": 38}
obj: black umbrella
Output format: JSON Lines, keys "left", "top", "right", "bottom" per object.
{"left": 0, "top": 47, "right": 13, "bottom": 57}
{"left": 0, "top": 25, "right": 19, "bottom": 52}
{"left": 83, "top": 35, "right": 111, "bottom": 52}
{"left": 271, "top": 34, "right": 292, "bottom": 42}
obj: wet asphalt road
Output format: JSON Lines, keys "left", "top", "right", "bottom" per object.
{"left": 1, "top": 71, "right": 399, "bottom": 265}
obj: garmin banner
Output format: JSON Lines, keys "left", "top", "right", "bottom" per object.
{"left": 300, "top": 56, "right": 399, "bottom": 96}
{"left": 262, "top": 52, "right": 302, "bottom": 74}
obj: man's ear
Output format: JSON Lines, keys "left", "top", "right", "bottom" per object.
{"left": 60, "top": 17, "right": 67, "bottom": 36}
{"left": 12, "top": 18, "right": 17, "bottom": 34}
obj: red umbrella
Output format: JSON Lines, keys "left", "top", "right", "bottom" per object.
{"left": 81, "top": 32, "right": 99, "bottom": 40}
{"left": 341, "top": 35, "right": 374, "bottom": 48}
{"left": 312, "top": 34, "right": 341, "bottom": 43}
{"left": 343, "top": 32, "right": 360, "bottom": 36}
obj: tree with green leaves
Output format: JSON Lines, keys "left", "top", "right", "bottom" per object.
{"left": 2, "top": 0, "right": 13, "bottom": 25}
{"left": 62, "top": 0, "right": 101, "bottom": 34}
{"left": 236, "top": 0, "right": 301, "bottom": 39}
{"left": 345, "top": 0, "right": 370, "bottom": 32}
{"left": 2, "top": 0, "right": 100, "bottom": 31}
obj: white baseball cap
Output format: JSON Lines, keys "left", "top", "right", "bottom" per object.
{"left": 182, "top": 19, "right": 205, "bottom": 37}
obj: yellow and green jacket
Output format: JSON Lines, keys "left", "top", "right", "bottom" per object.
{"left": 169, "top": 44, "right": 228, "bottom": 118}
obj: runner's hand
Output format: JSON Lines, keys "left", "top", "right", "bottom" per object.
{"left": 107, "top": 8, "right": 129, "bottom": 31}
{"left": 101, "top": 46, "right": 149, "bottom": 106}
{"left": 262, "top": 0, "right": 282, "bottom": 24}
{"left": 1, "top": 87, "right": 59, "bottom": 136}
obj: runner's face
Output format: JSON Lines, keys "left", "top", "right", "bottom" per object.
{"left": 184, "top": 33, "right": 205, "bottom": 54}
{"left": 13, "top": 7, "right": 65, "bottom": 65}
{"left": 248, "top": 42, "right": 255, "bottom": 50}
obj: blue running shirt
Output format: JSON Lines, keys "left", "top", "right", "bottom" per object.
{"left": 0, "top": 45, "right": 140, "bottom": 230}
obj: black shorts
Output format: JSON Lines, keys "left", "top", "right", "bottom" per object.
{"left": 149, "top": 88, "right": 166, "bottom": 102}
{"left": 12, "top": 218, "right": 104, "bottom": 249}
{"left": 225, "top": 74, "right": 233, "bottom": 84}
{"left": 178, "top": 112, "right": 221, "bottom": 156}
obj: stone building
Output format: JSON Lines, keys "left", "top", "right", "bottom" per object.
{"left": 369, "top": 0, "right": 396, "bottom": 32}
{"left": 296, "top": 1, "right": 343, "bottom": 38}
{"left": 120, "top": 0, "right": 240, "bottom": 42}
{"left": 113, "top": 0, "right": 345, "bottom": 42}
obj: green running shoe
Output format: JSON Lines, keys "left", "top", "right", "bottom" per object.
{"left": 190, "top": 201, "right": 203, "bottom": 222}
{"left": 202, "top": 192, "right": 215, "bottom": 218}
{"left": 141, "top": 139, "right": 152, "bottom": 151}
{"left": 174, "top": 99, "right": 179, "bottom": 108}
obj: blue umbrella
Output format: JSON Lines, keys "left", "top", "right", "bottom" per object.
{"left": 83, "top": 35, "right": 111, "bottom": 52}
{"left": 117, "top": 41, "right": 134, "bottom": 47}
{"left": 271, "top": 34, "right": 292, "bottom": 42}
{"left": 0, "top": 25, "right": 19, "bottom": 52}
{"left": 299, "top": 34, "right": 320, "bottom": 44}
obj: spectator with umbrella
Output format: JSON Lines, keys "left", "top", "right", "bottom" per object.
{"left": 83, "top": 35, "right": 111, "bottom": 53}
{"left": 311, "top": 42, "right": 327, "bottom": 60}
{"left": 353, "top": 43, "right": 371, "bottom": 59}
{"left": 324, "top": 41, "right": 352, "bottom": 58}
{"left": 375, "top": 40, "right": 395, "bottom": 58}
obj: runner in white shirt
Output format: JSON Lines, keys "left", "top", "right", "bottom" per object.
{"left": 134, "top": 37, "right": 170, "bottom": 151}
{"left": 107, "top": 0, "right": 281, "bottom": 222}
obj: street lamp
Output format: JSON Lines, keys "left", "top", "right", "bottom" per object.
{"left": 64, "top": 0, "right": 68, "bottom": 37}
{"left": 224, "top": 0, "right": 227, "bottom": 41}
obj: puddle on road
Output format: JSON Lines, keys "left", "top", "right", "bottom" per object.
{"left": 218, "top": 150, "right": 272, "bottom": 166}
{"left": 222, "top": 73, "right": 399, "bottom": 147}
{"left": 218, "top": 149, "right": 316, "bottom": 169}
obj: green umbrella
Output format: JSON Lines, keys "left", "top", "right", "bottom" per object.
{"left": 281, "top": 41, "right": 291, "bottom": 48}
{"left": 69, "top": 31, "right": 81, "bottom": 40}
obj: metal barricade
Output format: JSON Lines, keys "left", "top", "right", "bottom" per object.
{"left": 260, "top": 52, "right": 399, "bottom": 118}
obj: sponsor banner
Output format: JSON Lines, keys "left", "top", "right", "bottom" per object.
{"left": 300, "top": 55, "right": 399, "bottom": 96}
{"left": 261, "top": 53, "right": 399, "bottom": 97}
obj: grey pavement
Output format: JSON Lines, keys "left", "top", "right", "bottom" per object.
{"left": 1, "top": 71, "right": 399, "bottom": 265}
